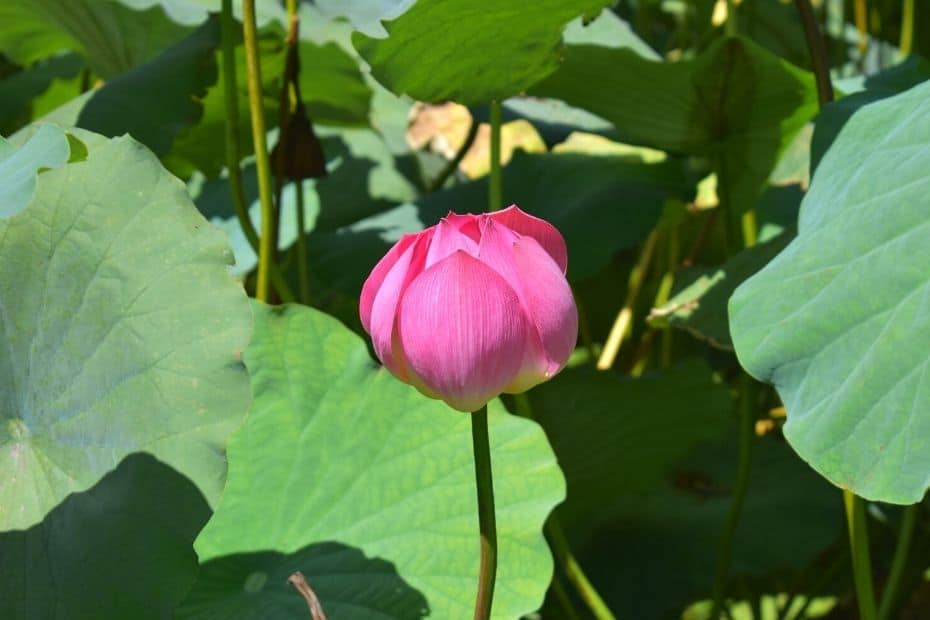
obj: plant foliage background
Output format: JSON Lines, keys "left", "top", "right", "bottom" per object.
{"left": 1, "top": 0, "right": 930, "bottom": 619}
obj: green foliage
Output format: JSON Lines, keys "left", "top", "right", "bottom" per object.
{"left": 3, "top": 2, "right": 930, "bottom": 618}
{"left": 530, "top": 36, "right": 818, "bottom": 214}
{"left": 0, "top": 131, "right": 251, "bottom": 530}
{"left": 353, "top": 0, "right": 611, "bottom": 105}
{"left": 0, "top": 0, "right": 191, "bottom": 78}
{"left": 0, "top": 123, "right": 70, "bottom": 217}
{"left": 730, "top": 79, "right": 930, "bottom": 504}
{"left": 651, "top": 232, "right": 793, "bottom": 349}
{"left": 0, "top": 454, "right": 211, "bottom": 619}
{"left": 76, "top": 16, "right": 221, "bottom": 155}
{"left": 183, "top": 302, "right": 565, "bottom": 619}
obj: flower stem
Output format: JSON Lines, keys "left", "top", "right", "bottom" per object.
{"left": 709, "top": 373, "right": 754, "bottom": 619}
{"left": 220, "top": 0, "right": 294, "bottom": 302}
{"left": 241, "top": 0, "right": 277, "bottom": 303}
{"left": 597, "top": 230, "right": 658, "bottom": 370}
{"left": 844, "top": 490, "right": 878, "bottom": 620}
{"left": 488, "top": 100, "right": 502, "bottom": 212}
{"left": 471, "top": 405, "right": 497, "bottom": 620}
{"left": 551, "top": 573, "right": 583, "bottom": 620}
{"left": 877, "top": 504, "right": 918, "bottom": 620}
{"left": 429, "top": 116, "right": 479, "bottom": 192}
{"left": 794, "top": 0, "right": 834, "bottom": 108}
{"left": 900, "top": 0, "right": 914, "bottom": 57}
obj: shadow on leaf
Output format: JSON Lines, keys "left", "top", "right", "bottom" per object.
{"left": 0, "top": 453, "right": 211, "bottom": 620}
{"left": 176, "top": 542, "right": 430, "bottom": 620}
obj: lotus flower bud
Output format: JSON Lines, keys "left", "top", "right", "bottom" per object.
{"left": 359, "top": 205, "right": 578, "bottom": 412}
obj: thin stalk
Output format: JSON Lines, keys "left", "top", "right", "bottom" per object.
{"left": 877, "top": 504, "right": 919, "bottom": 620}
{"left": 242, "top": 0, "right": 277, "bottom": 302}
{"left": 295, "top": 181, "right": 309, "bottom": 304}
{"left": 548, "top": 519, "right": 617, "bottom": 620}
{"left": 221, "top": 0, "right": 294, "bottom": 302}
{"left": 428, "top": 117, "right": 479, "bottom": 192}
{"left": 597, "top": 230, "right": 659, "bottom": 370}
{"left": 794, "top": 0, "right": 835, "bottom": 107}
{"left": 844, "top": 490, "right": 878, "bottom": 620}
{"left": 471, "top": 406, "right": 497, "bottom": 620}
{"left": 709, "top": 374, "right": 754, "bottom": 619}
{"left": 488, "top": 100, "right": 502, "bottom": 212}
{"left": 654, "top": 228, "right": 679, "bottom": 368}
{"left": 854, "top": 0, "right": 869, "bottom": 59}
{"left": 221, "top": 0, "right": 260, "bottom": 254}
{"left": 741, "top": 210, "right": 757, "bottom": 248}
{"left": 551, "top": 574, "right": 583, "bottom": 620}
{"left": 900, "top": 0, "right": 914, "bottom": 57}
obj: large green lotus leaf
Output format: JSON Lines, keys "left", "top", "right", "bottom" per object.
{"left": 0, "top": 132, "right": 252, "bottom": 530}
{"left": 729, "top": 80, "right": 930, "bottom": 504}
{"left": 76, "top": 16, "right": 220, "bottom": 156}
{"left": 530, "top": 36, "right": 817, "bottom": 214}
{"left": 0, "top": 454, "right": 211, "bottom": 619}
{"left": 526, "top": 360, "right": 731, "bottom": 527}
{"left": 562, "top": 9, "right": 658, "bottom": 58}
{"left": 182, "top": 302, "right": 566, "bottom": 619}
{"left": 811, "top": 56, "right": 930, "bottom": 172}
{"left": 573, "top": 435, "right": 843, "bottom": 619}
{"left": 352, "top": 0, "right": 610, "bottom": 106}
{"left": 528, "top": 361, "right": 841, "bottom": 618}
{"left": 0, "top": 0, "right": 190, "bottom": 78}
{"left": 649, "top": 230, "right": 793, "bottom": 350}
{"left": 0, "top": 123, "right": 70, "bottom": 218}
{"left": 314, "top": 0, "right": 416, "bottom": 37}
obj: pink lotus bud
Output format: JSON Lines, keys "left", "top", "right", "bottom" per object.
{"left": 360, "top": 204, "right": 578, "bottom": 412}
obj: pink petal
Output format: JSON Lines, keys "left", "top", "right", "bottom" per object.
{"left": 489, "top": 204, "right": 568, "bottom": 273}
{"left": 366, "top": 233, "right": 430, "bottom": 378}
{"left": 360, "top": 233, "right": 418, "bottom": 333}
{"left": 478, "top": 219, "right": 578, "bottom": 390}
{"left": 443, "top": 211, "right": 481, "bottom": 243}
{"left": 424, "top": 217, "right": 479, "bottom": 269}
{"left": 396, "top": 251, "right": 529, "bottom": 412}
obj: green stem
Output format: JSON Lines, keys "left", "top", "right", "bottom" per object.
{"left": 877, "top": 504, "right": 918, "bottom": 620}
{"left": 547, "top": 519, "right": 617, "bottom": 620}
{"left": 428, "top": 117, "right": 479, "bottom": 192}
{"left": 900, "top": 0, "right": 914, "bottom": 57}
{"left": 221, "top": 0, "right": 294, "bottom": 303}
{"left": 488, "top": 100, "right": 502, "bottom": 212}
{"left": 709, "top": 374, "right": 754, "bottom": 619}
{"left": 221, "top": 0, "right": 259, "bottom": 255}
{"left": 551, "top": 573, "right": 583, "bottom": 620}
{"left": 242, "top": 0, "right": 277, "bottom": 303}
{"left": 471, "top": 405, "right": 497, "bottom": 620}
{"left": 654, "top": 228, "right": 679, "bottom": 368}
{"left": 794, "top": 0, "right": 835, "bottom": 108}
{"left": 844, "top": 490, "right": 878, "bottom": 620}
{"left": 597, "top": 230, "right": 658, "bottom": 370}
{"left": 295, "top": 181, "right": 309, "bottom": 304}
